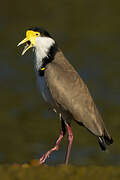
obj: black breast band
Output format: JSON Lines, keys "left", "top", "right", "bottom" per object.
{"left": 38, "top": 43, "right": 58, "bottom": 76}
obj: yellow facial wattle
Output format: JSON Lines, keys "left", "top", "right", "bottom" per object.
{"left": 17, "top": 30, "right": 40, "bottom": 55}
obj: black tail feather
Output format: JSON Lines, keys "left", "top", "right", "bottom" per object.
{"left": 104, "top": 130, "right": 113, "bottom": 145}
{"left": 98, "top": 137, "right": 106, "bottom": 151}
{"left": 98, "top": 130, "right": 113, "bottom": 151}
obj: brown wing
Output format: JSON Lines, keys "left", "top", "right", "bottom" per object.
{"left": 45, "top": 51, "right": 106, "bottom": 136}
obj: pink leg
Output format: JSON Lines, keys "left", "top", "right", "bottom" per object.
{"left": 65, "top": 123, "right": 73, "bottom": 165}
{"left": 40, "top": 119, "right": 66, "bottom": 164}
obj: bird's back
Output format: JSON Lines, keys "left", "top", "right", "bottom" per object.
{"left": 45, "top": 50, "right": 110, "bottom": 138}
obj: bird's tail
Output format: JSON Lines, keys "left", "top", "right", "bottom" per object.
{"left": 98, "top": 129, "right": 113, "bottom": 151}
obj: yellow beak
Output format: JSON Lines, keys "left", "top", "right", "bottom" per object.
{"left": 17, "top": 30, "right": 37, "bottom": 55}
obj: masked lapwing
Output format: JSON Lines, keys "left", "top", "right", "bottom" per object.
{"left": 17, "top": 27, "right": 113, "bottom": 165}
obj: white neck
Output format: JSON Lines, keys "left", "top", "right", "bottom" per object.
{"left": 34, "top": 36, "right": 55, "bottom": 72}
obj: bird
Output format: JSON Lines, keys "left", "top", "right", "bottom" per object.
{"left": 17, "top": 27, "right": 113, "bottom": 165}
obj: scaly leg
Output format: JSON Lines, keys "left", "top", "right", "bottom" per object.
{"left": 65, "top": 123, "right": 73, "bottom": 165}
{"left": 39, "top": 118, "right": 66, "bottom": 164}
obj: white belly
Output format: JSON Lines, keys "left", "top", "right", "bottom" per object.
{"left": 37, "top": 75, "right": 54, "bottom": 106}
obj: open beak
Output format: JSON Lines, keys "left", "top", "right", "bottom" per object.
{"left": 17, "top": 38, "right": 32, "bottom": 55}
{"left": 17, "top": 30, "right": 36, "bottom": 55}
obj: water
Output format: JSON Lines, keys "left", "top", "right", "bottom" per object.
{"left": 0, "top": 0, "right": 119, "bottom": 165}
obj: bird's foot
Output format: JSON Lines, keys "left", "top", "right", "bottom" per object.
{"left": 39, "top": 146, "right": 58, "bottom": 164}
{"left": 39, "top": 154, "right": 48, "bottom": 164}
{"left": 39, "top": 130, "right": 65, "bottom": 164}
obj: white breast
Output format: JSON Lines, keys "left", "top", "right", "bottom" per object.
{"left": 34, "top": 37, "right": 55, "bottom": 72}
{"left": 37, "top": 75, "right": 54, "bottom": 106}
{"left": 33, "top": 36, "right": 55, "bottom": 105}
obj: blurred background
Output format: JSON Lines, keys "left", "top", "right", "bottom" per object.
{"left": 0, "top": 0, "right": 119, "bottom": 165}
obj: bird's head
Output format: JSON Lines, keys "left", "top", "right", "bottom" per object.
{"left": 17, "top": 27, "right": 56, "bottom": 55}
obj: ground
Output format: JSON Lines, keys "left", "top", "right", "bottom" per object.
{"left": 0, "top": 160, "right": 120, "bottom": 180}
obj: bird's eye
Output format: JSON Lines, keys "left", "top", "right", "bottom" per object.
{"left": 36, "top": 33, "right": 39, "bottom": 36}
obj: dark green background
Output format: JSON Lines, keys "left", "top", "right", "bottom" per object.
{"left": 0, "top": 0, "right": 119, "bottom": 165}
